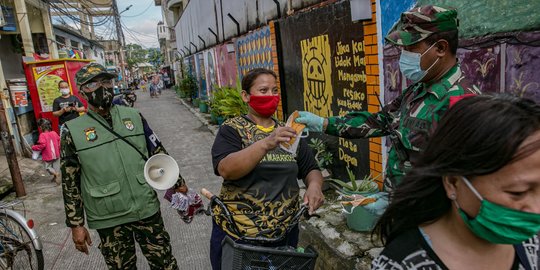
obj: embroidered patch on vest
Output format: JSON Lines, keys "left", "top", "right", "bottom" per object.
{"left": 84, "top": 127, "right": 97, "bottom": 141}
{"left": 123, "top": 118, "right": 134, "bottom": 131}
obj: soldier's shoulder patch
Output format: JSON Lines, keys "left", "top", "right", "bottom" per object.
{"left": 123, "top": 118, "right": 134, "bottom": 131}
{"left": 84, "top": 127, "right": 97, "bottom": 141}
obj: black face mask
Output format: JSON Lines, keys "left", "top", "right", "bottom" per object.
{"left": 82, "top": 87, "right": 114, "bottom": 110}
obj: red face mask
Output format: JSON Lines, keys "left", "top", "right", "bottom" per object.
{"left": 248, "top": 95, "right": 280, "bottom": 118}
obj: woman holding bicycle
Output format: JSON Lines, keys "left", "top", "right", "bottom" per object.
{"left": 210, "top": 68, "right": 325, "bottom": 270}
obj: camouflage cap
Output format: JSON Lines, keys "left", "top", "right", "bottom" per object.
{"left": 385, "top": 5, "right": 458, "bottom": 46}
{"left": 75, "top": 63, "right": 116, "bottom": 86}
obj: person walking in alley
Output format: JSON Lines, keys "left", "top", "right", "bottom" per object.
{"left": 32, "top": 118, "right": 61, "bottom": 185}
{"left": 372, "top": 95, "right": 540, "bottom": 269}
{"left": 52, "top": 80, "right": 85, "bottom": 129}
{"left": 210, "top": 68, "right": 325, "bottom": 270}
{"left": 149, "top": 75, "right": 159, "bottom": 98}
{"left": 295, "top": 5, "right": 480, "bottom": 192}
{"left": 60, "top": 63, "right": 188, "bottom": 270}
{"left": 140, "top": 77, "right": 147, "bottom": 92}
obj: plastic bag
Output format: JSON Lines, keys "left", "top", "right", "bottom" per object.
{"left": 164, "top": 188, "right": 205, "bottom": 223}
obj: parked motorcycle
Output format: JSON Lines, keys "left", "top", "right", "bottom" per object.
{"left": 113, "top": 89, "right": 137, "bottom": 107}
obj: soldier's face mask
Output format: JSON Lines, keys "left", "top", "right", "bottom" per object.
{"left": 81, "top": 85, "right": 114, "bottom": 110}
{"left": 399, "top": 42, "right": 439, "bottom": 83}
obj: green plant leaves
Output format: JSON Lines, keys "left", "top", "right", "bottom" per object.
{"left": 209, "top": 86, "right": 247, "bottom": 118}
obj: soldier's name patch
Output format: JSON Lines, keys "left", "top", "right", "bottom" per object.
{"left": 123, "top": 118, "right": 134, "bottom": 131}
{"left": 84, "top": 127, "right": 98, "bottom": 141}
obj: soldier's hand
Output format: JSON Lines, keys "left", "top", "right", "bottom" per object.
{"left": 295, "top": 111, "right": 325, "bottom": 132}
{"left": 262, "top": 126, "right": 296, "bottom": 150}
{"left": 72, "top": 226, "right": 92, "bottom": 255}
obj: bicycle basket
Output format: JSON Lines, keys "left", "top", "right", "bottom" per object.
{"left": 221, "top": 236, "right": 318, "bottom": 270}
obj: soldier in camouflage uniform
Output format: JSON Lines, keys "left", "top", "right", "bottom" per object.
{"left": 296, "top": 5, "right": 480, "bottom": 191}
{"left": 61, "top": 63, "right": 185, "bottom": 269}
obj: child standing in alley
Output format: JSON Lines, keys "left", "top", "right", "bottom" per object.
{"left": 32, "top": 118, "right": 61, "bottom": 185}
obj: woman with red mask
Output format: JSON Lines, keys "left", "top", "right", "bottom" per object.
{"left": 209, "top": 68, "right": 325, "bottom": 269}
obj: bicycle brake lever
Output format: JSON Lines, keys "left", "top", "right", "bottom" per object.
{"left": 204, "top": 204, "right": 213, "bottom": 216}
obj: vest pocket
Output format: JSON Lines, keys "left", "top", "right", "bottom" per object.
{"left": 136, "top": 173, "right": 148, "bottom": 185}
{"left": 87, "top": 181, "right": 129, "bottom": 219}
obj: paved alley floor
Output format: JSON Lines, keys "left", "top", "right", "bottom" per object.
{"left": 15, "top": 88, "right": 220, "bottom": 269}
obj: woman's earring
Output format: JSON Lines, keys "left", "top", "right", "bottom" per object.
{"left": 449, "top": 193, "right": 456, "bottom": 200}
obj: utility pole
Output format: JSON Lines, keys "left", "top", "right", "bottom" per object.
{"left": 112, "top": 0, "right": 126, "bottom": 86}
{"left": 0, "top": 93, "right": 25, "bottom": 197}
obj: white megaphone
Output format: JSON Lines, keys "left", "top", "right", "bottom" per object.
{"left": 143, "top": 154, "right": 180, "bottom": 190}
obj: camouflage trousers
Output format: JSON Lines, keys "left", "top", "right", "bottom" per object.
{"left": 96, "top": 211, "right": 178, "bottom": 270}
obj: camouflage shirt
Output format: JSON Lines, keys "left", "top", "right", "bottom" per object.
{"left": 61, "top": 111, "right": 184, "bottom": 227}
{"left": 325, "top": 65, "right": 480, "bottom": 190}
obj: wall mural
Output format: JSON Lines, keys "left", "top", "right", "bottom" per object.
{"left": 301, "top": 35, "right": 333, "bottom": 117}
{"left": 457, "top": 46, "right": 501, "bottom": 93}
{"left": 215, "top": 43, "right": 238, "bottom": 87}
{"left": 278, "top": 1, "right": 370, "bottom": 181}
{"left": 194, "top": 53, "right": 207, "bottom": 98}
{"left": 203, "top": 48, "right": 219, "bottom": 94}
{"left": 235, "top": 26, "right": 274, "bottom": 79}
{"left": 506, "top": 43, "right": 540, "bottom": 102}
{"left": 382, "top": 46, "right": 402, "bottom": 104}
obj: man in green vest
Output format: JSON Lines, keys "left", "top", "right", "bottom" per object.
{"left": 61, "top": 63, "right": 185, "bottom": 269}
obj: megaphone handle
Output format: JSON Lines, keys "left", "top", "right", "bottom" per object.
{"left": 201, "top": 188, "right": 214, "bottom": 200}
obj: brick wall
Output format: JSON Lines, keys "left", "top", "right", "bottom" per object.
{"left": 364, "top": 0, "right": 383, "bottom": 185}
{"left": 269, "top": 21, "right": 284, "bottom": 121}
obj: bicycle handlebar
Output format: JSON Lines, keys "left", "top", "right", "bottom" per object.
{"left": 201, "top": 188, "right": 214, "bottom": 200}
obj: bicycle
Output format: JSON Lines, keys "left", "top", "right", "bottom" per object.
{"left": 0, "top": 200, "right": 44, "bottom": 270}
{"left": 201, "top": 188, "right": 318, "bottom": 270}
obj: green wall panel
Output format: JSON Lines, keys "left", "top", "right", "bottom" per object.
{"left": 417, "top": 0, "right": 540, "bottom": 38}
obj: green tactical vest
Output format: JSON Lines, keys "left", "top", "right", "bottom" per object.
{"left": 65, "top": 106, "right": 159, "bottom": 229}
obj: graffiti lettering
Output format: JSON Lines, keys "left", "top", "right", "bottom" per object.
{"left": 343, "top": 88, "right": 365, "bottom": 101}
{"left": 339, "top": 147, "right": 358, "bottom": 167}
{"left": 336, "top": 41, "right": 350, "bottom": 55}
{"left": 334, "top": 56, "right": 352, "bottom": 67}
{"left": 339, "top": 138, "right": 358, "bottom": 152}
{"left": 352, "top": 40, "right": 364, "bottom": 54}
{"left": 353, "top": 55, "right": 365, "bottom": 67}
{"left": 337, "top": 98, "right": 362, "bottom": 110}
{"left": 338, "top": 70, "right": 367, "bottom": 88}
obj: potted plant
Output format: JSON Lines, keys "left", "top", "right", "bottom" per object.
{"left": 208, "top": 93, "right": 222, "bottom": 124}
{"left": 308, "top": 138, "right": 333, "bottom": 178}
{"left": 213, "top": 83, "right": 248, "bottom": 120}
{"left": 327, "top": 167, "right": 379, "bottom": 195}
{"left": 179, "top": 74, "right": 197, "bottom": 101}
{"left": 193, "top": 98, "right": 200, "bottom": 107}
{"left": 328, "top": 167, "right": 381, "bottom": 232}
{"left": 199, "top": 98, "right": 209, "bottom": 113}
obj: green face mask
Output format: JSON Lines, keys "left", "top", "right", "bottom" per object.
{"left": 457, "top": 176, "right": 540, "bottom": 244}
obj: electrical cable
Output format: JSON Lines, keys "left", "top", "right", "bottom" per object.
{"left": 50, "top": 5, "right": 112, "bottom": 27}
{"left": 44, "top": 0, "right": 113, "bottom": 26}
{"left": 121, "top": 21, "right": 158, "bottom": 39}
{"left": 122, "top": 0, "right": 153, "bottom": 18}
{"left": 122, "top": 25, "right": 151, "bottom": 48}
{"left": 80, "top": 0, "right": 112, "bottom": 7}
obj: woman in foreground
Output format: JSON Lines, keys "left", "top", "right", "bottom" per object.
{"left": 372, "top": 95, "right": 540, "bottom": 269}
